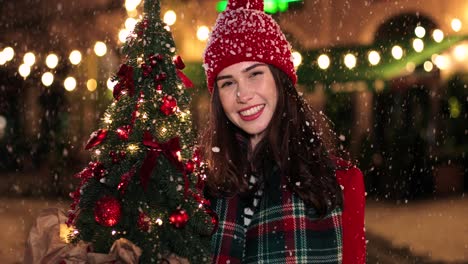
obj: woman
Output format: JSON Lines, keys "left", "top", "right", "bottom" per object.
{"left": 201, "top": 0, "right": 366, "bottom": 263}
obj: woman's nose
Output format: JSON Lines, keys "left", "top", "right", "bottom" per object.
{"left": 236, "top": 81, "right": 254, "bottom": 103}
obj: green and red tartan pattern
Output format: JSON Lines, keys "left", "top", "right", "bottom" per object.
{"left": 210, "top": 183, "right": 343, "bottom": 263}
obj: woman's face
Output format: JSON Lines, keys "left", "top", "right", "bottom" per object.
{"left": 215, "top": 61, "right": 278, "bottom": 144}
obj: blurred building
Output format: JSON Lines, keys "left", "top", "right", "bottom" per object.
{"left": 0, "top": 0, "right": 466, "bottom": 198}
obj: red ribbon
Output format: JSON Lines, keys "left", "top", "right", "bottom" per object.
{"left": 113, "top": 64, "right": 135, "bottom": 100}
{"left": 140, "top": 131, "right": 188, "bottom": 194}
{"left": 176, "top": 69, "right": 194, "bottom": 88}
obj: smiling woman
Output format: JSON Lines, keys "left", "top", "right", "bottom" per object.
{"left": 200, "top": 0, "right": 366, "bottom": 263}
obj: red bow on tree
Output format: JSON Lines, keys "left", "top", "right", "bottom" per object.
{"left": 140, "top": 131, "right": 187, "bottom": 192}
{"left": 113, "top": 64, "right": 135, "bottom": 100}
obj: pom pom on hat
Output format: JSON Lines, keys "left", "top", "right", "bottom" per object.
{"left": 203, "top": 0, "right": 297, "bottom": 93}
{"left": 227, "top": 0, "right": 263, "bottom": 10}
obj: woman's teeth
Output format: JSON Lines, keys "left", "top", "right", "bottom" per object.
{"left": 240, "top": 105, "right": 264, "bottom": 116}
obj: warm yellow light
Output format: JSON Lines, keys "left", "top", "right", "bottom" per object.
{"left": 18, "top": 64, "right": 31, "bottom": 77}
{"left": 45, "top": 54, "right": 59, "bottom": 69}
{"left": 344, "top": 53, "right": 357, "bottom": 69}
{"left": 164, "top": 10, "right": 177, "bottom": 26}
{"left": 423, "top": 61, "right": 434, "bottom": 72}
{"left": 64, "top": 77, "right": 77, "bottom": 91}
{"left": 87, "top": 79, "right": 97, "bottom": 91}
{"left": 23, "top": 52, "right": 36, "bottom": 66}
{"left": 125, "top": 17, "right": 138, "bottom": 31}
{"left": 69, "top": 50, "right": 82, "bottom": 65}
{"left": 405, "top": 62, "right": 415, "bottom": 73}
{"left": 125, "top": 0, "right": 142, "bottom": 12}
{"left": 368, "top": 50, "right": 381, "bottom": 65}
{"left": 433, "top": 55, "right": 450, "bottom": 70}
{"left": 94, "top": 41, "right": 107, "bottom": 57}
{"left": 453, "top": 44, "right": 468, "bottom": 61}
{"left": 59, "top": 223, "right": 74, "bottom": 243}
{"left": 414, "top": 26, "right": 426, "bottom": 38}
{"left": 127, "top": 144, "right": 139, "bottom": 152}
{"left": 451, "top": 18, "right": 462, "bottom": 32}
{"left": 119, "top": 29, "right": 131, "bottom": 43}
{"left": 292, "top": 51, "right": 302, "bottom": 68}
{"left": 3, "top": 47, "right": 14, "bottom": 61}
{"left": 317, "top": 54, "right": 330, "bottom": 69}
{"left": 107, "top": 78, "right": 118, "bottom": 91}
{"left": 412, "top": 39, "right": 424, "bottom": 52}
{"left": 197, "top": 26, "right": 210, "bottom": 41}
{"left": 432, "top": 29, "right": 444, "bottom": 43}
{"left": 391, "top": 45, "right": 403, "bottom": 60}
{"left": 0, "top": 52, "right": 6, "bottom": 65}
{"left": 41, "top": 72, "right": 54, "bottom": 86}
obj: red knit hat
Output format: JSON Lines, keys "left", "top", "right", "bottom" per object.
{"left": 203, "top": 0, "right": 297, "bottom": 93}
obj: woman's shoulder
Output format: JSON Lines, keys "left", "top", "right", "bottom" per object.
{"left": 332, "top": 158, "right": 364, "bottom": 189}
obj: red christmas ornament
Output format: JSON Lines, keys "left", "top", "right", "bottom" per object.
{"left": 160, "top": 95, "right": 177, "bottom": 116}
{"left": 137, "top": 211, "right": 151, "bottom": 232}
{"left": 169, "top": 209, "right": 189, "bottom": 228}
{"left": 94, "top": 196, "right": 122, "bottom": 227}
{"left": 185, "top": 159, "right": 195, "bottom": 173}
{"left": 148, "top": 54, "right": 159, "bottom": 67}
{"left": 116, "top": 125, "right": 132, "bottom": 140}
{"left": 85, "top": 129, "right": 108, "bottom": 150}
{"left": 141, "top": 63, "right": 153, "bottom": 77}
{"left": 142, "top": 19, "right": 149, "bottom": 29}
{"left": 154, "top": 72, "right": 167, "bottom": 82}
{"left": 117, "top": 167, "right": 135, "bottom": 194}
{"left": 109, "top": 150, "right": 126, "bottom": 164}
{"left": 156, "top": 54, "right": 164, "bottom": 61}
{"left": 156, "top": 84, "right": 163, "bottom": 93}
{"left": 173, "top": 55, "right": 185, "bottom": 70}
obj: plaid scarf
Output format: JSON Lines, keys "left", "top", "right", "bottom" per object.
{"left": 210, "top": 166, "right": 343, "bottom": 264}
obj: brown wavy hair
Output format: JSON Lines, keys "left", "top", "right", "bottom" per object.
{"left": 201, "top": 65, "right": 346, "bottom": 216}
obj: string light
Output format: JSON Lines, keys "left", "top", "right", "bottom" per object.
{"left": 344, "top": 53, "right": 357, "bottom": 69}
{"left": 127, "top": 144, "right": 139, "bottom": 153}
{"left": 94, "top": 41, "right": 107, "bottom": 57}
{"left": 3, "top": 47, "right": 14, "bottom": 61}
{"left": 119, "top": 29, "right": 131, "bottom": 43}
{"left": 0, "top": 51, "right": 6, "bottom": 65}
{"left": 104, "top": 114, "right": 113, "bottom": 124}
{"left": 414, "top": 26, "right": 426, "bottom": 38}
{"left": 451, "top": 18, "right": 462, "bottom": 32}
{"left": 292, "top": 51, "right": 302, "bottom": 68}
{"left": 453, "top": 44, "right": 468, "bottom": 61}
{"left": 69, "top": 50, "right": 82, "bottom": 65}
{"left": 41, "top": 72, "right": 54, "bottom": 86}
{"left": 317, "top": 54, "right": 330, "bottom": 70}
{"left": 433, "top": 54, "right": 450, "bottom": 70}
{"left": 368, "top": 50, "right": 381, "bottom": 65}
{"left": 197, "top": 26, "right": 210, "bottom": 41}
{"left": 23, "top": 52, "right": 36, "bottom": 66}
{"left": 45, "top": 54, "right": 59, "bottom": 69}
{"left": 391, "top": 45, "right": 403, "bottom": 60}
{"left": 412, "top": 39, "right": 424, "bottom": 52}
{"left": 423, "top": 61, "right": 433, "bottom": 72}
{"left": 87, "top": 79, "right": 97, "bottom": 92}
{"left": 164, "top": 10, "right": 177, "bottom": 26}
{"left": 18, "top": 64, "right": 31, "bottom": 78}
{"left": 432, "top": 29, "right": 444, "bottom": 43}
{"left": 125, "top": 17, "right": 138, "bottom": 31}
{"left": 64, "top": 77, "right": 77, "bottom": 91}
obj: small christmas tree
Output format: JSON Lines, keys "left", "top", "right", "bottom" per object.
{"left": 67, "top": 0, "right": 216, "bottom": 262}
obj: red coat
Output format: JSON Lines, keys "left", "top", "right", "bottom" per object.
{"left": 336, "top": 165, "right": 366, "bottom": 264}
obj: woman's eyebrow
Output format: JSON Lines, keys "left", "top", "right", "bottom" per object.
{"left": 242, "top": 63, "right": 267, "bottom": 72}
{"left": 216, "top": 63, "right": 266, "bottom": 81}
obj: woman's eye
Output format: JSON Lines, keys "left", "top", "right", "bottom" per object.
{"left": 220, "top": 81, "right": 233, "bottom": 88}
{"left": 250, "top": 71, "right": 263, "bottom": 78}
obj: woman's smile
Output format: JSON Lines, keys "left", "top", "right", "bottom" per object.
{"left": 239, "top": 104, "right": 265, "bottom": 120}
